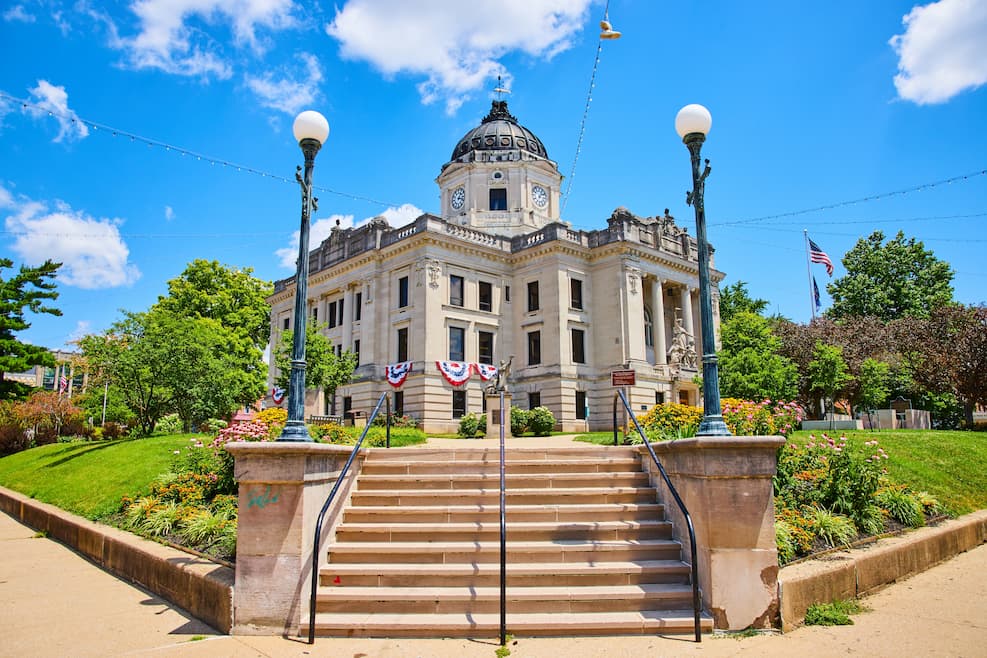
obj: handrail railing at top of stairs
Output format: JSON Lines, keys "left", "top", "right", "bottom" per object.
{"left": 307, "top": 392, "right": 391, "bottom": 644}
{"left": 612, "top": 390, "right": 703, "bottom": 642}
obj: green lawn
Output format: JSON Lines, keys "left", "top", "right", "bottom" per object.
{"left": 787, "top": 429, "right": 987, "bottom": 516}
{"left": 0, "top": 435, "right": 203, "bottom": 520}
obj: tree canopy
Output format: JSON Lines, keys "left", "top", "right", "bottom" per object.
{"left": 274, "top": 319, "right": 356, "bottom": 402}
{"left": 0, "top": 259, "right": 62, "bottom": 399}
{"left": 718, "top": 311, "right": 798, "bottom": 401}
{"left": 826, "top": 231, "right": 954, "bottom": 321}
{"left": 717, "top": 280, "right": 768, "bottom": 325}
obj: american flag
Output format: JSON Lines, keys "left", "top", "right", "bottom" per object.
{"left": 808, "top": 238, "right": 834, "bottom": 276}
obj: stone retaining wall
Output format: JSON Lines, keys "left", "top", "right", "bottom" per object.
{"left": 778, "top": 510, "right": 987, "bottom": 631}
{"left": 0, "top": 486, "right": 234, "bottom": 633}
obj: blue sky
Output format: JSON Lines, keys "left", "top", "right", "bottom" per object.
{"left": 2, "top": 0, "right": 985, "bottom": 352}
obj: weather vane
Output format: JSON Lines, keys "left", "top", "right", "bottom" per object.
{"left": 493, "top": 75, "right": 510, "bottom": 100}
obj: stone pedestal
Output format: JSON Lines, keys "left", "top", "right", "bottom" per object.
{"left": 485, "top": 393, "right": 512, "bottom": 440}
{"left": 644, "top": 435, "right": 786, "bottom": 630}
{"left": 225, "top": 441, "right": 363, "bottom": 635}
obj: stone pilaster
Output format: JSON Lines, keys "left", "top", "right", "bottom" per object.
{"left": 651, "top": 277, "right": 667, "bottom": 365}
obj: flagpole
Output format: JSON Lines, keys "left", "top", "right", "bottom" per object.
{"left": 804, "top": 229, "right": 816, "bottom": 320}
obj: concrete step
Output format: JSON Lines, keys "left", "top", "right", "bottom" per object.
{"left": 304, "top": 610, "right": 713, "bottom": 638}
{"left": 333, "top": 520, "right": 673, "bottom": 543}
{"left": 355, "top": 472, "right": 650, "bottom": 491}
{"left": 326, "top": 539, "right": 683, "bottom": 564}
{"left": 315, "top": 583, "right": 695, "bottom": 614}
{"left": 362, "top": 457, "right": 643, "bottom": 476}
{"left": 342, "top": 502, "right": 666, "bottom": 524}
{"left": 350, "top": 487, "right": 658, "bottom": 507}
{"left": 365, "top": 446, "right": 640, "bottom": 463}
{"left": 319, "top": 559, "right": 692, "bottom": 588}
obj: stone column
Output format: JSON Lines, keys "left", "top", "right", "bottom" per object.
{"left": 644, "top": 435, "right": 786, "bottom": 630}
{"left": 226, "top": 442, "right": 363, "bottom": 635}
{"left": 651, "top": 277, "right": 667, "bottom": 365}
{"left": 680, "top": 286, "right": 694, "bottom": 340}
{"left": 342, "top": 285, "right": 354, "bottom": 352}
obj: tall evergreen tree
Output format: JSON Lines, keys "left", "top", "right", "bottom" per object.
{"left": 0, "top": 259, "right": 62, "bottom": 399}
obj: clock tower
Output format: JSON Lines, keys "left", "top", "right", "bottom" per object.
{"left": 437, "top": 100, "right": 563, "bottom": 237}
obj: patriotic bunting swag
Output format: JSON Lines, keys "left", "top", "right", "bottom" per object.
{"left": 436, "top": 361, "right": 473, "bottom": 386}
{"left": 474, "top": 363, "right": 498, "bottom": 382}
{"left": 385, "top": 361, "right": 412, "bottom": 387}
{"left": 271, "top": 387, "right": 286, "bottom": 405}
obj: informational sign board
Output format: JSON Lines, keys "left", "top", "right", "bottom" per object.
{"left": 611, "top": 369, "right": 636, "bottom": 387}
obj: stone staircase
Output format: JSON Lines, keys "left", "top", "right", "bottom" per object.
{"left": 304, "top": 445, "right": 712, "bottom": 638}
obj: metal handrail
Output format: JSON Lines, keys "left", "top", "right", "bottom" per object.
{"left": 612, "top": 390, "right": 702, "bottom": 642}
{"left": 498, "top": 389, "right": 507, "bottom": 646}
{"left": 307, "top": 392, "right": 391, "bottom": 644}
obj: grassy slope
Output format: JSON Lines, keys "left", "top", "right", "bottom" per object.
{"left": 0, "top": 435, "right": 201, "bottom": 520}
{"left": 787, "top": 429, "right": 987, "bottom": 516}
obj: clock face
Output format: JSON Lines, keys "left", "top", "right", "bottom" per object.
{"left": 451, "top": 186, "right": 466, "bottom": 210}
{"left": 531, "top": 185, "right": 548, "bottom": 209}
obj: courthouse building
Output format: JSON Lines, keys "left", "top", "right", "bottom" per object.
{"left": 266, "top": 101, "right": 723, "bottom": 433}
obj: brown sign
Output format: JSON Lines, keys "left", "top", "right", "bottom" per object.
{"left": 611, "top": 369, "right": 636, "bottom": 386}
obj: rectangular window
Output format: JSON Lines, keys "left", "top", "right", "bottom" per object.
{"left": 571, "top": 328, "right": 586, "bottom": 364}
{"left": 354, "top": 292, "right": 363, "bottom": 321}
{"left": 576, "top": 391, "right": 587, "bottom": 420}
{"left": 489, "top": 188, "right": 507, "bottom": 211}
{"left": 527, "top": 280, "right": 539, "bottom": 312}
{"left": 450, "top": 274, "right": 464, "bottom": 307}
{"left": 328, "top": 301, "right": 338, "bottom": 328}
{"left": 478, "top": 331, "right": 494, "bottom": 364}
{"left": 656, "top": 391, "right": 665, "bottom": 405}
{"left": 478, "top": 281, "right": 492, "bottom": 312}
{"left": 529, "top": 392, "right": 541, "bottom": 410}
{"left": 398, "top": 276, "right": 409, "bottom": 308}
{"left": 338, "top": 298, "right": 344, "bottom": 326}
{"left": 505, "top": 285, "right": 511, "bottom": 302}
{"left": 452, "top": 390, "right": 467, "bottom": 418}
{"left": 570, "top": 278, "right": 584, "bottom": 310}
{"left": 343, "top": 396, "right": 352, "bottom": 419}
{"left": 311, "top": 306, "right": 318, "bottom": 321}
{"left": 394, "top": 391, "right": 404, "bottom": 416}
{"left": 282, "top": 317, "right": 289, "bottom": 330}
{"left": 353, "top": 339, "right": 361, "bottom": 366}
{"left": 528, "top": 330, "right": 541, "bottom": 365}
{"left": 449, "top": 326, "right": 465, "bottom": 361}
{"left": 397, "top": 327, "right": 409, "bottom": 362}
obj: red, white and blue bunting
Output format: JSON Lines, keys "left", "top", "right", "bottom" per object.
{"left": 385, "top": 361, "right": 412, "bottom": 388}
{"left": 271, "top": 387, "right": 286, "bottom": 405}
{"left": 474, "top": 363, "right": 498, "bottom": 382}
{"left": 436, "top": 361, "right": 473, "bottom": 386}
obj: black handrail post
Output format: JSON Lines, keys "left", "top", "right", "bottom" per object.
{"left": 499, "top": 389, "right": 507, "bottom": 646}
{"left": 386, "top": 394, "right": 392, "bottom": 448}
{"left": 307, "top": 391, "right": 390, "bottom": 644}
{"left": 612, "top": 395, "right": 619, "bottom": 446}
{"left": 615, "top": 390, "right": 703, "bottom": 642}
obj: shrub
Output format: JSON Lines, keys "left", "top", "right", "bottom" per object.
{"left": 179, "top": 508, "right": 231, "bottom": 545}
{"left": 721, "top": 398, "right": 776, "bottom": 436}
{"left": 636, "top": 403, "right": 701, "bottom": 440}
{"left": 528, "top": 407, "right": 555, "bottom": 436}
{"left": 875, "top": 486, "right": 925, "bottom": 528}
{"left": 775, "top": 519, "right": 798, "bottom": 565}
{"left": 458, "top": 412, "right": 481, "bottom": 438}
{"left": 156, "top": 413, "right": 183, "bottom": 435}
{"left": 102, "top": 422, "right": 125, "bottom": 440}
{"left": 255, "top": 407, "right": 288, "bottom": 427}
{"left": 142, "top": 501, "right": 185, "bottom": 537}
{"left": 856, "top": 504, "right": 886, "bottom": 536}
{"left": 199, "top": 418, "right": 228, "bottom": 433}
{"left": 810, "top": 507, "right": 857, "bottom": 548}
{"left": 510, "top": 407, "right": 529, "bottom": 436}
{"left": 915, "top": 491, "right": 946, "bottom": 516}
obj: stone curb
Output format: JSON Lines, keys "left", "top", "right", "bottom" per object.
{"left": 778, "top": 509, "right": 987, "bottom": 631}
{"left": 0, "top": 485, "right": 234, "bottom": 633}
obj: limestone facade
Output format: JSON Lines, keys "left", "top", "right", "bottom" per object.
{"left": 266, "top": 101, "right": 723, "bottom": 434}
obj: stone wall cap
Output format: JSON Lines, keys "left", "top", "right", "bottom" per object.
{"left": 224, "top": 441, "right": 354, "bottom": 457}
{"left": 645, "top": 435, "right": 786, "bottom": 452}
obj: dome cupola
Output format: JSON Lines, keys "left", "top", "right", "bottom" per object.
{"left": 449, "top": 100, "right": 549, "bottom": 163}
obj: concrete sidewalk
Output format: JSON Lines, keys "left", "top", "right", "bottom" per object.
{"left": 2, "top": 510, "right": 986, "bottom": 657}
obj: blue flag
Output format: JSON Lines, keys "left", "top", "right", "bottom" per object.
{"left": 813, "top": 277, "right": 821, "bottom": 312}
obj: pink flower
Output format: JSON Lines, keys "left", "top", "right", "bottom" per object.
{"left": 172, "top": 450, "right": 180, "bottom": 455}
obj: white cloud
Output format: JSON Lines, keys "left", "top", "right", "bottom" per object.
{"left": 64, "top": 321, "right": 92, "bottom": 349}
{"left": 274, "top": 204, "right": 423, "bottom": 269}
{"left": 23, "top": 80, "right": 89, "bottom": 143}
{"left": 1, "top": 185, "right": 141, "bottom": 289}
{"left": 245, "top": 52, "right": 324, "bottom": 115}
{"left": 3, "top": 5, "right": 35, "bottom": 23}
{"left": 326, "top": 0, "right": 592, "bottom": 114}
{"left": 890, "top": 0, "right": 987, "bottom": 104}
{"left": 164, "top": 205, "right": 174, "bottom": 221}
{"left": 110, "top": 0, "right": 299, "bottom": 79}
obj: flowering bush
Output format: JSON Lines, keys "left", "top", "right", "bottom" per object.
{"left": 635, "top": 403, "right": 701, "bottom": 440}
{"left": 528, "top": 407, "right": 556, "bottom": 436}
{"left": 255, "top": 407, "right": 288, "bottom": 437}
{"left": 721, "top": 398, "right": 805, "bottom": 437}
{"left": 510, "top": 407, "right": 530, "bottom": 436}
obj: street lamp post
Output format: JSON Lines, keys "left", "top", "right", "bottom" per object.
{"left": 278, "top": 110, "right": 330, "bottom": 442}
{"left": 675, "top": 104, "right": 731, "bottom": 436}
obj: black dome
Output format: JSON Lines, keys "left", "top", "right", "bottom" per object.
{"left": 450, "top": 101, "right": 549, "bottom": 162}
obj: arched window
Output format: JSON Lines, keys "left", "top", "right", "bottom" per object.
{"left": 644, "top": 307, "right": 654, "bottom": 347}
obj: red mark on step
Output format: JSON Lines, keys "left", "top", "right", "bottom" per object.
{"left": 333, "top": 575, "right": 341, "bottom": 585}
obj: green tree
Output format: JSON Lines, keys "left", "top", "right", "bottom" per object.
{"left": 857, "top": 358, "right": 891, "bottom": 413}
{"left": 827, "top": 231, "right": 954, "bottom": 321}
{"left": 807, "top": 342, "right": 854, "bottom": 422}
{"left": 718, "top": 311, "right": 798, "bottom": 401}
{"left": 717, "top": 281, "right": 769, "bottom": 325}
{"left": 76, "top": 383, "right": 136, "bottom": 426}
{"left": 155, "top": 259, "right": 273, "bottom": 348}
{"left": 0, "top": 259, "right": 62, "bottom": 399}
{"left": 275, "top": 319, "right": 357, "bottom": 406}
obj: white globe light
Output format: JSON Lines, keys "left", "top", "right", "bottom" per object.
{"left": 675, "top": 104, "right": 712, "bottom": 138}
{"left": 293, "top": 110, "right": 330, "bottom": 145}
